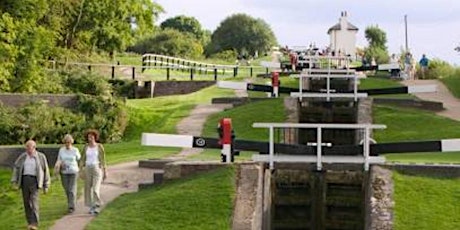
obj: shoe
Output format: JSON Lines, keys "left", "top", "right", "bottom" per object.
{"left": 68, "top": 208, "right": 74, "bottom": 214}
{"left": 28, "top": 224, "right": 38, "bottom": 230}
{"left": 89, "top": 207, "right": 95, "bottom": 215}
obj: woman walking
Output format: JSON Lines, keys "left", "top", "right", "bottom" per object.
{"left": 79, "top": 129, "right": 107, "bottom": 215}
{"left": 54, "top": 134, "right": 81, "bottom": 214}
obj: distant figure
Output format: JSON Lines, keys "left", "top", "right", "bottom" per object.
{"left": 11, "top": 140, "right": 50, "bottom": 230}
{"left": 419, "top": 54, "right": 429, "bottom": 79}
{"left": 289, "top": 51, "right": 298, "bottom": 71}
{"left": 270, "top": 46, "right": 283, "bottom": 63}
{"left": 389, "top": 54, "right": 400, "bottom": 78}
{"left": 404, "top": 52, "right": 414, "bottom": 80}
{"left": 371, "top": 57, "right": 377, "bottom": 66}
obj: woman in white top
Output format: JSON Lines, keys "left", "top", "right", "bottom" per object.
{"left": 79, "top": 129, "right": 107, "bottom": 215}
{"left": 54, "top": 134, "right": 81, "bottom": 213}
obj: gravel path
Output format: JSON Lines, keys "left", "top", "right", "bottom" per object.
{"left": 401, "top": 79, "right": 460, "bottom": 121}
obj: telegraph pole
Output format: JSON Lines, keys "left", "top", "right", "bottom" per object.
{"left": 404, "top": 14, "right": 409, "bottom": 52}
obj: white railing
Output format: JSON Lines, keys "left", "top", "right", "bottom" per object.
{"left": 142, "top": 53, "right": 238, "bottom": 71}
{"left": 252, "top": 123, "right": 387, "bottom": 171}
{"left": 291, "top": 59, "right": 363, "bottom": 101}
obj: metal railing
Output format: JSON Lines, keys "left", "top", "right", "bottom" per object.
{"left": 252, "top": 123, "right": 387, "bottom": 171}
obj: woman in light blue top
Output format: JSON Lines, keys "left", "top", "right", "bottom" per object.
{"left": 54, "top": 134, "right": 81, "bottom": 213}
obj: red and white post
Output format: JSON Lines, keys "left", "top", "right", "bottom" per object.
{"left": 219, "top": 118, "right": 233, "bottom": 163}
{"left": 272, "top": 71, "right": 279, "bottom": 98}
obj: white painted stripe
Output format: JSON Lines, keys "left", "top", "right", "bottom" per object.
{"left": 217, "top": 81, "right": 248, "bottom": 90}
{"left": 142, "top": 133, "right": 193, "bottom": 148}
{"left": 294, "top": 74, "right": 357, "bottom": 79}
{"left": 252, "top": 123, "right": 387, "bottom": 129}
{"left": 260, "top": 61, "right": 281, "bottom": 68}
{"left": 290, "top": 92, "right": 368, "bottom": 98}
{"left": 408, "top": 85, "right": 437, "bottom": 93}
{"left": 252, "top": 155, "right": 386, "bottom": 164}
{"left": 441, "top": 139, "right": 460, "bottom": 152}
{"left": 302, "top": 69, "right": 355, "bottom": 73}
{"left": 378, "top": 63, "right": 400, "bottom": 70}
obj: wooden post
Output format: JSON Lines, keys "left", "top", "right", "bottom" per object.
{"left": 167, "top": 67, "right": 170, "bottom": 80}
{"left": 190, "top": 67, "right": 194, "bottom": 80}
{"left": 88, "top": 65, "right": 92, "bottom": 71}
{"left": 111, "top": 66, "right": 115, "bottom": 79}
{"left": 233, "top": 67, "right": 238, "bottom": 77}
{"left": 214, "top": 68, "right": 218, "bottom": 80}
{"left": 132, "top": 67, "right": 136, "bottom": 80}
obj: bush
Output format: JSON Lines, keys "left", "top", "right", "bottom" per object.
{"left": 0, "top": 96, "right": 128, "bottom": 145}
{"left": 108, "top": 79, "right": 136, "bottom": 98}
{"left": 208, "top": 50, "right": 237, "bottom": 62}
{"left": 419, "top": 59, "right": 456, "bottom": 79}
{"left": 128, "top": 29, "right": 203, "bottom": 59}
{"left": 63, "top": 71, "right": 113, "bottom": 97}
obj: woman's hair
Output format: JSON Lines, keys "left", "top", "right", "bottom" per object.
{"left": 85, "top": 129, "right": 100, "bottom": 142}
{"left": 62, "top": 134, "right": 74, "bottom": 144}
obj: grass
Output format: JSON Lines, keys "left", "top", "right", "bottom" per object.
{"left": 0, "top": 168, "right": 83, "bottom": 229}
{"left": 441, "top": 75, "right": 460, "bottom": 99}
{"left": 0, "top": 84, "right": 237, "bottom": 228}
{"left": 103, "top": 85, "right": 236, "bottom": 164}
{"left": 202, "top": 98, "right": 286, "bottom": 141}
{"left": 393, "top": 172, "right": 460, "bottom": 230}
{"left": 373, "top": 105, "right": 460, "bottom": 142}
{"left": 373, "top": 104, "right": 460, "bottom": 163}
{"left": 86, "top": 166, "right": 235, "bottom": 230}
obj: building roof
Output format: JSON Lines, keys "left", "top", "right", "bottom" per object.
{"left": 327, "top": 22, "right": 359, "bottom": 34}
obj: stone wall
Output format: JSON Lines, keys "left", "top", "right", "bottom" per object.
{"left": 0, "top": 146, "right": 59, "bottom": 168}
{"left": 232, "top": 163, "right": 261, "bottom": 230}
{"left": 366, "top": 165, "right": 394, "bottom": 230}
{"left": 373, "top": 98, "right": 443, "bottom": 111}
{"left": 163, "top": 161, "right": 228, "bottom": 179}
{"left": 356, "top": 98, "right": 374, "bottom": 144}
{"left": 135, "top": 81, "right": 215, "bottom": 98}
{"left": 384, "top": 163, "right": 460, "bottom": 178}
{"left": 0, "top": 94, "right": 78, "bottom": 108}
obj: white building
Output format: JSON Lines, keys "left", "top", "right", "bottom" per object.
{"left": 327, "top": 11, "right": 358, "bottom": 57}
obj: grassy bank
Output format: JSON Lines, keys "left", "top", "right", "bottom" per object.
{"left": 87, "top": 167, "right": 235, "bottom": 230}
{"left": 0, "top": 168, "right": 81, "bottom": 229}
{"left": 393, "top": 172, "right": 460, "bottom": 230}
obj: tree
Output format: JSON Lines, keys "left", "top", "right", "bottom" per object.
{"left": 364, "top": 26, "right": 389, "bottom": 64}
{"left": 207, "top": 13, "right": 277, "bottom": 57}
{"left": 129, "top": 29, "right": 203, "bottom": 58}
{"left": 160, "top": 15, "right": 204, "bottom": 40}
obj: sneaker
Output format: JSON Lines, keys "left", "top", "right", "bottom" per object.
{"left": 68, "top": 208, "right": 74, "bottom": 214}
{"left": 89, "top": 207, "right": 95, "bottom": 215}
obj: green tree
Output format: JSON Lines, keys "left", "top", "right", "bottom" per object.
{"left": 160, "top": 15, "right": 204, "bottom": 40}
{"left": 0, "top": 13, "right": 18, "bottom": 91}
{"left": 129, "top": 29, "right": 203, "bottom": 58}
{"left": 208, "top": 13, "right": 277, "bottom": 57}
{"left": 364, "top": 26, "right": 389, "bottom": 64}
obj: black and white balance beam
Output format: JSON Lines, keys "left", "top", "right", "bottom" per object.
{"left": 217, "top": 81, "right": 437, "bottom": 96}
{"left": 142, "top": 133, "right": 460, "bottom": 155}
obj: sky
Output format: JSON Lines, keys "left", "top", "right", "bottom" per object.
{"left": 153, "top": 0, "right": 460, "bottom": 65}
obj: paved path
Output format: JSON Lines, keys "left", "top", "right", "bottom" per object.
{"left": 173, "top": 86, "right": 248, "bottom": 158}
{"left": 50, "top": 85, "right": 245, "bottom": 229}
{"left": 401, "top": 79, "right": 460, "bottom": 121}
{"left": 50, "top": 162, "right": 160, "bottom": 230}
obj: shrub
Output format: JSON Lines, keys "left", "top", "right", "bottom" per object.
{"left": 208, "top": 50, "right": 238, "bottom": 62}
{"left": 63, "top": 71, "right": 112, "bottom": 97}
{"left": 419, "top": 58, "right": 456, "bottom": 79}
{"left": 0, "top": 96, "right": 128, "bottom": 145}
